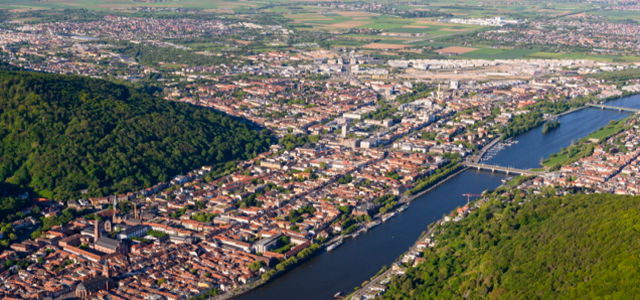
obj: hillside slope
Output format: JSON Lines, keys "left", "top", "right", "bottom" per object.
{"left": 381, "top": 193, "right": 640, "bottom": 300}
{"left": 0, "top": 70, "right": 271, "bottom": 200}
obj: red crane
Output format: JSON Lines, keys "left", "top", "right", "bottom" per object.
{"left": 462, "top": 193, "right": 483, "bottom": 205}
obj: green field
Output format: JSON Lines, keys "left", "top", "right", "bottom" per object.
{"left": 386, "top": 27, "right": 431, "bottom": 34}
{"left": 589, "top": 10, "right": 640, "bottom": 21}
{"left": 409, "top": 41, "right": 459, "bottom": 48}
{"left": 357, "top": 22, "right": 406, "bottom": 30}
{"left": 526, "top": 52, "right": 640, "bottom": 62}
{"left": 324, "top": 40, "right": 370, "bottom": 47}
{"left": 541, "top": 152, "right": 570, "bottom": 167}
{"left": 268, "top": 7, "right": 291, "bottom": 13}
{"left": 584, "top": 121, "right": 627, "bottom": 142}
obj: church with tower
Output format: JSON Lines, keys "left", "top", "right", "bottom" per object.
{"left": 75, "top": 260, "right": 115, "bottom": 298}
{"left": 111, "top": 196, "right": 143, "bottom": 225}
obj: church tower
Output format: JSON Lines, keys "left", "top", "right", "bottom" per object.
{"left": 103, "top": 259, "right": 111, "bottom": 278}
{"left": 103, "top": 259, "right": 112, "bottom": 290}
{"left": 94, "top": 220, "right": 101, "bottom": 241}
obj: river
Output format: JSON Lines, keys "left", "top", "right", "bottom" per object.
{"left": 235, "top": 95, "right": 640, "bottom": 300}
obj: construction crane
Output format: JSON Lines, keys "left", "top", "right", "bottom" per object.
{"left": 462, "top": 193, "right": 483, "bottom": 205}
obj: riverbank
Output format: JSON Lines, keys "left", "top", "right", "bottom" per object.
{"left": 601, "top": 90, "right": 640, "bottom": 104}
{"left": 403, "top": 167, "right": 469, "bottom": 203}
{"left": 215, "top": 245, "right": 323, "bottom": 300}
{"left": 347, "top": 223, "right": 439, "bottom": 300}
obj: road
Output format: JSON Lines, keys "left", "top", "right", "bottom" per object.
{"left": 349, "top": 267, "right": 395, "bottom": 299}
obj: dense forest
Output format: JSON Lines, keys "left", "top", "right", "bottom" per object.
{"left": 381, "top": 193, "right": 640, "bottom": 299}
{"left": 0, "top": 70, "right": 272, "bottom": 201}
{"left": 0, "top": 194, "right": 29, "bottom": 223}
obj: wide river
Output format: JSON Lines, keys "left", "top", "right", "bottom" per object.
{"left": 235, "top": 95, "right": 640, "bottom": 300}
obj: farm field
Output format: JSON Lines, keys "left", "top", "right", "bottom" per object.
{"left": 436, "top": 46, "right": 479, "bottom": 54}
{"left": 526, "top": 52, "right": 640, "bottom": 62}
{"left": 589, "top": 10, "right": 640, "bottom": 21}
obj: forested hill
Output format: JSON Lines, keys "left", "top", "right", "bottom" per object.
{"left": 0, "top": 70, "right": 272, "bottom": 201}
{"left": 381, "top": 193, "right": 640, "bottom": 300}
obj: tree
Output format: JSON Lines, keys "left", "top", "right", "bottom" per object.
{"left": 30, "top": 229, "right": 42, "bottom": 240}
{"left": 248, "top": 261, "right": 265, "bottom": 272}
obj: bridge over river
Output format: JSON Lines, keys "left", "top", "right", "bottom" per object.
{"left": 586, "top": 103, "right": 640, "bottom": 113}
{"left": 464, "top": 162, "right": 545, "bottom": 176}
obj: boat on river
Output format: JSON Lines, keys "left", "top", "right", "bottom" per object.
{"left": 327, "top": 240, "right": 343, "bottom": 251}
{"left": 368, "top": 220, "right": 381, "bottom": 229}
{"left": 382, "top": 211, "right": 398, "bottom": 222}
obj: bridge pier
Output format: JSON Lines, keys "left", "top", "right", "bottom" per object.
{"left": 505, "top": 170, "right": 510, "bottom": 175}
{"left": 491, "top": 168, "right": 495, "bottom": 173}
